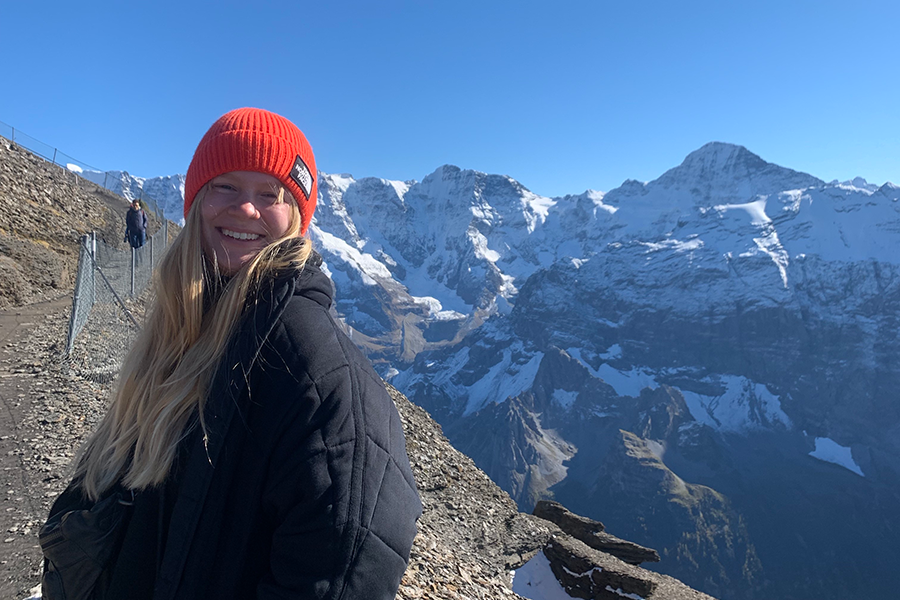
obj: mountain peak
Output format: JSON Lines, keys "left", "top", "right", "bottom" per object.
{"left": 677, "top": 142, "right": 767, "bottom": 177}
{"left": 652, "top": 142, "right": 822, "bottom": 201}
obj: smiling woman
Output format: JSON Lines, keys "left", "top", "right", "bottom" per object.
{"left": 40, "top": 108, "right": 422, "bottom": 600}
{"left": 198, "top": 171, "right": 297, "bottom": 275}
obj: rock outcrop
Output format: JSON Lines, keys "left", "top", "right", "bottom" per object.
{"left": 542, "top": 534, "right": 711, "bottom": 600}
{"left": 533, "top": 500, "right": 660, "bottom": 566}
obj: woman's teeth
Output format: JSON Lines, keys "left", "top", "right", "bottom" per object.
{"left": 222, "top": 228, "right": 261, "bottom": 240}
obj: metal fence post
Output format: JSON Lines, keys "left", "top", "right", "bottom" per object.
{"left": 65, "top": 236, "right": 89, "bottom": 354}
{"left": 90, "top": 231, "right": 97, "bottom": 305}
{"left": 52, "top": 148, "right": 57, "bottom": 164}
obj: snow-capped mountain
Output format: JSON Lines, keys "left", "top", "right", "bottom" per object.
{"left": 315, "top": 143, "right": 900, "bottom": 600}
{"left": 123, "top": 142, "right": 900, "bottom": 600}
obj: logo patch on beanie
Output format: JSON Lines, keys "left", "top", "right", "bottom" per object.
{"left": 290, "top": 155, "right": 314, "bottom": 200}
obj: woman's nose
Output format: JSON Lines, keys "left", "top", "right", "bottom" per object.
{"left": 227, "top": 191, "right": 260, "bottom": 218}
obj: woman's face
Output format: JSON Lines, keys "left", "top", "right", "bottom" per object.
{"left": 198, "top": 171, "right": 296, "bottom": 275}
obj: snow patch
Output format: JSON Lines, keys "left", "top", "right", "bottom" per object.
{"left": 810, "top": 437, "right": 864, "bottom": 477}
{"left": 522, "top": 190, "right": 556, "bottom": 232}
{"left": 680, "top": 377, "right": 792, "bottom": 433}
{"left": 752, "top": 231, "right": 790, "bottom": 287}
{"left": 463, "top": 347, "right": 544, "bottom": 415}
{"left": 387, "top": 179, "right": 410, "bottom": 199}
{"left": 65, "top": 163, "right": 83, "bottom": 173}
{"left": 714, "top": 197, "right": 771, "bottom": 225}
{"left": 324, "top": 172, "right": 355, "bottom": 193}
{"left": 605, "top": 586, "right": 645, "bottom": 600}
{"left": 433, "top": 309, "right": 467, "bottom": 321}
{"left": 22, "top": 584, "right": 41, "bottom": 600}
{"left": 313, "top": 228, "right": 393, "bottom": 285}
{"left": 588, "top": 189, "right": 617, "bottom": 214}
{"left": 412, "top": 295, "right": 466, "bottom": 321}
{"left": 552, "top": 389, "right": 579, "bottom": 409}
{"left": 564, "top": 348, "right": 656, "bottom": 397}
{"left": 638, "top": 238, "right": 704, "bottom": 254}
{"left": 412, "top": 295, "right": 443, "bottom": 314}
{"left": 645, "top": 439, "right": 665, "bottom": 460}
{"left": 594, "top": 365, "right": 658, "bottom": 397}
{"left": 468, "top": 228, "right": 501, "bottom": 263}
{"left": 512, "top": 551, "right": 578, "bottom": 600}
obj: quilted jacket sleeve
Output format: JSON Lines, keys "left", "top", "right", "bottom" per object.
{"left": 255, "top": 314, "right": 421, "bottom": 600}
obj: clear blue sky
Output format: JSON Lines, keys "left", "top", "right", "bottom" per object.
{"left": 2, "top": 0, "right": 898, "bottom": 197}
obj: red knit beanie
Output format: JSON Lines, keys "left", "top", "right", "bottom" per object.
{"left": 184, "top": 108, "right": 317, "bottom": 234}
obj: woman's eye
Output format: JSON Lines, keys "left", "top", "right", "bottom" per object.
{"left": 213, "top": 183, "right": 237, "bottom": 192}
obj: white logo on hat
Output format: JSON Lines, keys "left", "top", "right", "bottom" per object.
{"left": 290, "top": 155, "right": 313, "bottom": 200}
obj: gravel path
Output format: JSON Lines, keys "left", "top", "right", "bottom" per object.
{"left": 0, "top": 295, "right": 118, "bottom": 599}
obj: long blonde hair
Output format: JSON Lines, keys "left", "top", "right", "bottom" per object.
{"left": 76, "top": 185, "right": 312, "bottom": 501}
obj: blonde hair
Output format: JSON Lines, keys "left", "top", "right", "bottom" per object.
{"left": 76, "top": 185, "right": 312, "bottom": 500}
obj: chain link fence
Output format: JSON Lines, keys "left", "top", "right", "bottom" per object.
{"left": 65, "top": 228, "right": 169, "bottom": 358}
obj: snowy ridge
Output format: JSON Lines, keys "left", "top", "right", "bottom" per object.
{"left": 315, "top": 145, "right": 900, "bottom": 346}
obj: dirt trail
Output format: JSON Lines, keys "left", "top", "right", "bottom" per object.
{"left": 0, "top": 295, "right": 72, "bottom": 600}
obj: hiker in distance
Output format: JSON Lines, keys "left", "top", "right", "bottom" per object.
{"left": 41, "top": 108, "right": 422, "bottom": 600}
{"left": 125, "top": 198, "right": 148, "bottom": 249}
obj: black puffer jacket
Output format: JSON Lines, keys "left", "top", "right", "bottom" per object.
{"left": 85, "top": 255, "right": 421, "bottom": 600}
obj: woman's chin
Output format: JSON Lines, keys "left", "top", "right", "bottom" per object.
{"left": 206, "top": 236, "right": 272, "bottom": 272}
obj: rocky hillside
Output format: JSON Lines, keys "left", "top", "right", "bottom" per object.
{"left": 0, "top": 138, "right": 713, "bottom": 599}
{"left": 0, "top": 136, "right": 160, "bottom": 308}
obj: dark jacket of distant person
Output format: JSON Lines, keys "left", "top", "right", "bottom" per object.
{"left": 125, "top": 203, "right": 148, "bottom": 248}
{"left": 126, "top": 204, "right": 148, "bottom": 234}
